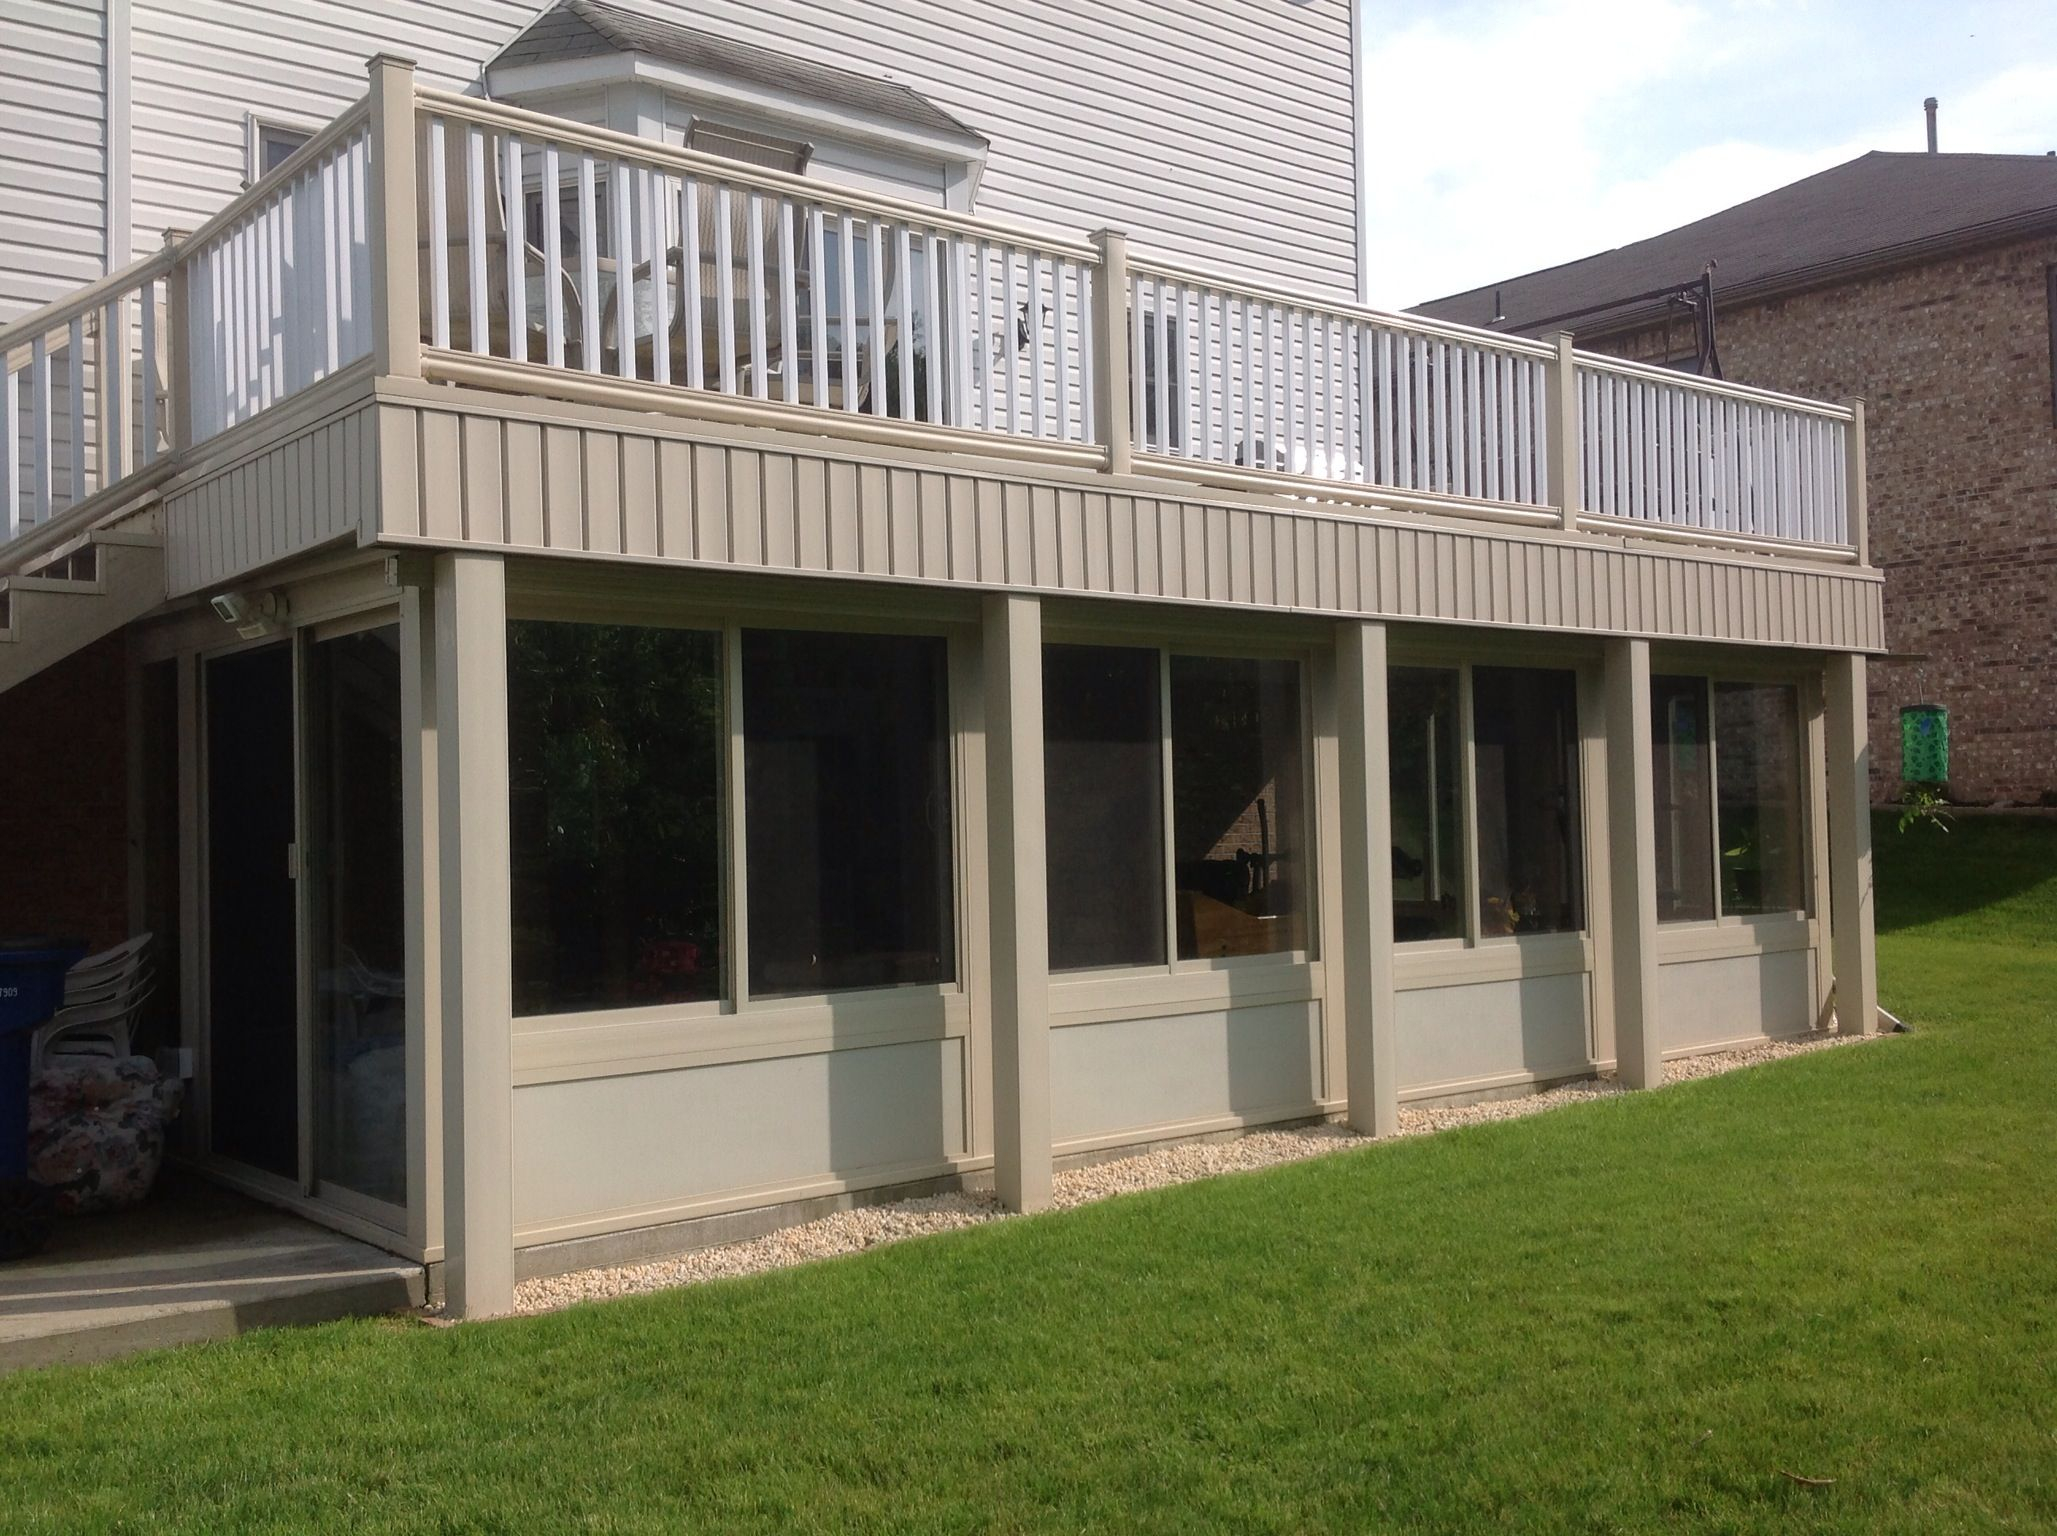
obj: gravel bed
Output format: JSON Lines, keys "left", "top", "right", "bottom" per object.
{"left": 510, "top": 1027, "right": 1873, "bottom": 1315}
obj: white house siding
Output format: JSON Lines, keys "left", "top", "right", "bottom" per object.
{"left": 113, "top": 0, "right": 1356, "bottom": 295}
{"left": 1, "top": 0, "right": 110, "bottom": 320}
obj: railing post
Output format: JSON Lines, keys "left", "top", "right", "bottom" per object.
{"left": 1089, "top": 228, "right": 1132, "bottom": 475}
{"left": 367, "top": 53, "right": 421, "bottom": 381}
{"left": 1840, "top": 396, "right": 1868, "bottom": 564}
{"left": 1544, "top": 330, "right": 1580, "bottom": 531}
{"left": 161, "top": 229, "right": 192, "bottom": 455}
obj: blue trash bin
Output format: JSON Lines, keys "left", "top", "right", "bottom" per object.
{"left": 0, "top": 936, "right": 87, "bottom": 1260}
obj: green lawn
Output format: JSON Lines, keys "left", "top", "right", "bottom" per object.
{"left": 3, "top": 816, "right": 2052, "bottom": 1533}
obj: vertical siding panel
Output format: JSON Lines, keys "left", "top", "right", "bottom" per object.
{"left": 856, "top": 464, "right": 890, "bottom": 575}
{"left": 1059, "top": 488, "right": 1088, "bottom": 591}
{"left": 762, "top": 454, "right": 798, "bottom": 570}
{"left": 1316, "top": 518, "right": 1340, "bottom": 612}
{"left": 1133, "top": 499, "right": 1161, "bottom": 597}
{"left": 1210, "top": 507, "right": 1235, "bottom": 605}
{"left": 421, "top": 413, "right": 463, "bottom": 541}
{"left": 1001, "top": 482, "right": 1034, "bottom": 586}
{"left": 698, "top": 445, "right": 733, "bottom": 565}
{"left": 1082, "top": 490, "right": 1111, "bottom": 593}
{"left": 729, "top": 450, "right": 765, "bottom": 567}
{"left": 1249, "top": 511, "right": 1274, "bottom": 606}
{"left": 1029, "top": 485, "right": 1060, "bottom": 587}
{"left": 544, "top": 426, "right": 583, "bottom": 551}
{"left": 918, "top": 472, "right": 951, "bottom": 580}
{"left": 825, "top": 459, "right": 858, "bottom": 571}
{"left": 656, "top": 439, "right": 694, "bottom": 559}
{"left": 1179, "top": 503, "right": 1204, "bottom": 601}
{"left": 504, "top": 420, "right": 545, "bottom": 549}
{"left": 974, "top": 479, "right": 1005, "bottom": 585}
{"left": 621, "top": 435, "right": 660, "bottom": 557}
{"left": 460, "top": 415, "right": 504, "bottom": 544}
{"left": 886, "top": 466, "right": 920, "bottom": 577}
{"left": 584, "top": 434, "right": 623, "bottom": 555}
{"left": 1108, "top": 495, "right": 1136, "bottom": 594}
{"left": 794, "top": 454, "right": 829, "bottom": 570}
{"left": 946, "top": 476, "right": 978, "bottom": 583}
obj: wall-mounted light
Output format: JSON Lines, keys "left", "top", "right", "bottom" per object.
{"left": 209, "top": 589, "right": 287, "bottom": 639}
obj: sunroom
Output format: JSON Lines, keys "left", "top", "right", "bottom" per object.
{"left": 0, "top": 38, "right": 1882, "bottom": 1316}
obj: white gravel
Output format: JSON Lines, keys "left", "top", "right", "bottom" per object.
{"left": 510, "top": 1026, "right": 1878, "bottom": 1315}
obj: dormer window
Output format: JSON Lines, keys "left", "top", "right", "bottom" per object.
{"left": 484, "top": 0, "right": 987, "bottom": 212}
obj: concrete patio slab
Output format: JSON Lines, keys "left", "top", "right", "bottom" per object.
{"left": 0, "top": 1175, "right": 424, "bottom": 1374}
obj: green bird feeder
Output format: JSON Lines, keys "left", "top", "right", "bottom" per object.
{"left": 1900, "top": 703, "right": 1949, "bottom": 787}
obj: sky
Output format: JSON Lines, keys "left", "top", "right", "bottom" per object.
{"left": 1360, "top": 0, "right": 2057, "bottom": 308}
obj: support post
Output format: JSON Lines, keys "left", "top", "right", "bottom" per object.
{"left": 1824, "top": 653, "right": 1878, "bottom": 1036}
{"left": 1089, "top": 229, "right": 1132, "bottom": 477}
{"left": 1545, "top": 330, "right": 1580, "bottom": 531}
{"left": 367, "top": 53, "right": 421, "bottom": 381}
{"left": 161, "top": 229, "right": 191, "bottom": 454}
{"left": 435, "top": 552, "right": 514, "bottom": 1316}
{"left": 1604, "top": 637, "right": 1663, "bottom": 1088}
{"left": 399, "top": 577, "right": 444, "bottom": 1263}
{"left": 1336, "top": 620, "right": 1398, "bottom": 1135}
{"left": 1840, "top": 397, "right": 1868, "bottom": 565}
{"left": 982, "top": 592, "right": 1052, "bottom": 1212}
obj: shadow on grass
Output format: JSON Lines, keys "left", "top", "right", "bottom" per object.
{"left": 1872, "top": 811, "right": 2057, "bottom": 935}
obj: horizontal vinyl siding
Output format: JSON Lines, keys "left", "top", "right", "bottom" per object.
{"left": 123, "top": 0, "right": 1356, "bottom": 288}
{"left": 369, "top": 389, "right": 1889, "bottom": 653}
{"left": 0, "top": 0, "right": 108, "bottom": 320}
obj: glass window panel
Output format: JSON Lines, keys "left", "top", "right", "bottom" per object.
{"left": 1170, "top": 656, "right": 1308, "bottom": 960}
{"left": 1043, "top": 644, "right": 1166, "bottom": 972}
{"left": 307, "top": 625, "right": 408, "bottom": 1209}
{"left": 1472, "top": 666, "right": 1583, "bottom": 936}
{"left": 1652, "top": 675, "right": 1716, "bottom": 923}
{"left": 508, "top": 621, "right": 725, "bottom": 1017}
{"left": 744, "top": 630, "right": 955, "bottom": 996}
{"left": 1388, "top": 666, "right": 1465, "bottom": 942}
{"left": 1715, "top": 682, "right": 1808, "bottom": 915}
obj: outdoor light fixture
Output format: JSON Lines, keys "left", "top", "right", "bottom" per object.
{"left": 209, "top": 589, "right": 287, "bottom": 639}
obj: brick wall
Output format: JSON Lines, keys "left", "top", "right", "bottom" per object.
{"left": 0, "top": 633, "right": 132, "bottom": 947}
{"left": 1594, "top": 235, "right": 2057, "bottom": 805}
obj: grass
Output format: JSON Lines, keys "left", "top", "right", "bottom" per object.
{"left": 2, "top": 815, "right": 2053, "bottom": 1533}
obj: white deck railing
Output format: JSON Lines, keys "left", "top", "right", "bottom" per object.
{"left": 417, "top": 89, "right": 1098, "bottom": 449}
{"left": 2, "top": 252, "right": 172, "bottom": 543}
{"left": 0, "top": 58, "right": 1866, "bottom": 567}
{"left": 1129, "top": 260, "right": 1554, "bottom": 512}
{"left": 183, "top": 107, "right": 375, "bottom": 443}
{"left": 1575, "top": 355, "right": 1850, "bottom": 547}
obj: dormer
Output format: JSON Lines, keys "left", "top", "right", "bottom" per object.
{"left": 481, "top": 0, "right": 989, "bottom": 211}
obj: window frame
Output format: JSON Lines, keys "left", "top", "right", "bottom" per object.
{"left": 502, "top": 598, "right": 976, "bottom": 1042}
{"left": 1648, "top": 668, "right": 1816, "bottom": 929}
{"left": 1385, "top": 645, "right": 1595, "bottom": 953}
{"left": 245, "top": 113, "right": 318, "bottom": 185}
{"left": 1040, "top": 627, "right": 1319, "bottom": 984}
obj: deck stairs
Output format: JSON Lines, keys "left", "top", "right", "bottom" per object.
{"left": 0, "top": 522, "right": 166, "bottom": 695}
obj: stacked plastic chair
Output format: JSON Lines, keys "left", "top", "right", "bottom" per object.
{"left": 30, "top": 934, "right": 154, "bottom": 1071}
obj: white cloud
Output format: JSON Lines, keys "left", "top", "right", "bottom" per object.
{"left": 1362, "top": 3, "right": 2057, "bottom": 309}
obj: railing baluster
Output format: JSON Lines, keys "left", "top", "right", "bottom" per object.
{"left": 809, "top": 206, "right": 829, "bottom": 409}
{"left": 646, "top": 168, "right": 670, "bottom": 388}
{"left": 867, "top": 217, "right": 890, "bottom": 420}
{"left": 895, "top": 225, "right": 916, "bottom": 422}
{"left": 29, "top": 336, "right": 50, "bottom": 523}
{"left": 579, "top": 154, "right": 601, "bottom": 375}
{"left": 998, "top": 244, "right": 1020, "bottom": 435}
{"left": 839, "top": 217, "right": 860, "bottom": 416}
{"left": 466, "top": 126, "right": 489, "bottom": 357}
{"left": 748, "top": 192, "right": 769, "bottom": 401}
{"left": 101, "top": 298, "right": 124, "bottom": 485}
{"left": 67, "top": 317, "right": 86, "bottom": 506}
{"left": 613, "top": 161, "right": 636, "bottom": 381}
{"left": 139, "top": 277, "right": 157, "bottom": 465}
{"left": 541, "top": 142, "right": 563, "bottom": 369}
{"left": 680, "top": 178, "right": 702, "bottom": 390}
{"left": 4, "top": 365, "right": 20, "bottom": 537}
{"left": 780, "top": 202, "right": 801, "bottom": 407}
{"left": 1027, "top": 250, "right": 1047, "bottom": 438}
{"left": 504, "top": 133, "right": 526, "bottom": 362}
{"left": 427, "top": 121, "right": 450, "bottom": 352}
{"left": 1046, "top": 248, "right": 1067, "bottom": 442}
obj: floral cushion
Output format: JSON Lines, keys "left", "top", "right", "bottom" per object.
{"left": 28, "top": 1056, "right": 185, "bottom": 1215}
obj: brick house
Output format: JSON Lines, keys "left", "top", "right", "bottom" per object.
{"left": 1416, "top": 150, "right": 2057, "bottom": 806}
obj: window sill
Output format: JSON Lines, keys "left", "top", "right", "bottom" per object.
{"left": 513, "top": 986, "right": 969, "bottom": 1084}
{"left": 1050, "top": 956, "right": 1322, "bottom": 1027}
{"left": 1655, "top": 913, "right": 1816, "bottom": 961}
{"left": 1395, "top": 931, "right": 1592, "bottom": 990}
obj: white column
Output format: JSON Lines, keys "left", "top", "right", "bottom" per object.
{"left": 982, "top": 592, "right": 1052, "bottom": 1212}
{"left": 1825, "top": 653, "right": 1878, "bottom": 1036}
{"left": 1336, "top": 620, "right": 1397, "bottom": 1136}
{"left": 1604, "top": 637, "right": 1663, "bottom": 1088}
{"left": 434, "top": 552, "right": 514, "bottom": 1316}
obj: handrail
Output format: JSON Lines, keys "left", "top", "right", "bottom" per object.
{"left": 1574, "top": 349, "right": 1856, "bottom": 421}
{"left": 417, "top": 86, "right": 1101, "bottom": 262}
{"left": 0, "top": 248, "right": 174, "bottom": 361}
{"left": 182, "top": 99, "right": 373, "bottom": 254}
{"left": 1128, "top": 254, "right": 1557, "bottom": 360}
